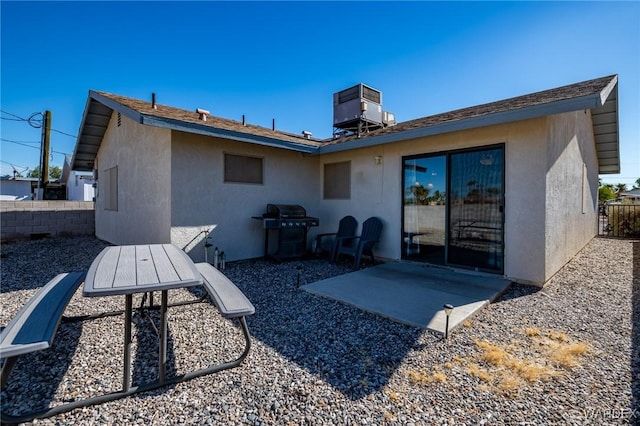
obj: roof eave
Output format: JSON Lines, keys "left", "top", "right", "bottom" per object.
{"left": 317, "top": 93, "right": 606, "bottom": 155}
{"left": 140, "top": 115, "right": 319, "bottom": 154}
{"left": 592, "top": 79, "right": 620, "bottom": 174}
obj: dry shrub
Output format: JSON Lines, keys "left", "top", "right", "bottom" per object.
{"left": 549, "top": 342, "right": 589, "bottom": 369}
{"left": 497, "top": 375, "right": 521, "bottom": 393}
{"left": 548, "top": 330, "right": 569, "bottom": 342}
{"left": 408, "top": 369, "right": 447, "bottom": 384}
{"left": 463, "top": 320, "right": 472, "bottom": 328}
{"left": 407, "top": 327, "right": 589, "bottom": 396}
{"left": 510, "top": 359, "right": 556, "bottom": 382}
{"left": 525, "top": 327, "right": 540, "bottom": 337}
{"left": 387, "top": 391, "right": 400, "bottom": 402}
{"left": 431, "top": 372, "right": 447, "bottom": 383}
{"left": 476, "top": 340, "right": 509, "bottom": 365}
{"left": 468, "top": 363, "right": 493, "bottom": 382}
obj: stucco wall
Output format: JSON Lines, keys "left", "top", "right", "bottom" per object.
{"left": 543, "top": 110, "right": 598, "bottom": 280}
{"left": 170, "top": 131, "right": 320, "bottom": 262}
{"left": 315, "top": 145, "right": 399, "bottom": 259}
{"left": 90, "top": 110, "right": 599, "bottom": 286}
{"left": 94, "top": 114, "right": 172, "bottom": 245}
{"left": 318, "top": 118, "right": 551, "bottom": 285}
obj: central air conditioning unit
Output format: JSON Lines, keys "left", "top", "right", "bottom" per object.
{"left": 333, "top": 83, "right": 384, "bottom": 132}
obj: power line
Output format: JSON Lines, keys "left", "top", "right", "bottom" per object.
{"left": 0, "top": 110, "right": 43, "bottom": 128}
{"left": 0, "top": 110, "right": 29, "bottom": 121}
{"left": 0, "top": 159, "right": 30, "bottom": 169}
{"left": 0, "top": 138, "right": 70, "bottom": 156}
{"left": 51, "top": 128, "right": 77, "bottom": 138}
{"left": 0, "top": 109, "right": 76, "bottom": 137}
{"left": 0, "top": 138, "right": 40, "bottom": 144}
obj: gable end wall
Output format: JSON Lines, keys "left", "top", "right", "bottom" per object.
{"left": 543, "top": 109, "right": 598, "bottom": 282}
{"left": 94, "top": 113, "right": 172, "bottom": 244}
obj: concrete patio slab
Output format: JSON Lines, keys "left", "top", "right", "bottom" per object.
{"left": 301, "top": 261, "right": 512, "bottom": 334}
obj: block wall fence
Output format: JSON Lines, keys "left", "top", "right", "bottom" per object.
{"left": 1, "top": 201, "right": 95, "bottom": 241}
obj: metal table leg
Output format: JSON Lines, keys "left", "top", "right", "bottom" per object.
{"left": 159, "top": 290, "right": 168, "bottom": 384}
{"left": 123, "top": 294, "right": 133, "bottom": 391}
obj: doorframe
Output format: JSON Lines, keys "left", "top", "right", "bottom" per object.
{"left": 401, "top": 143, "right": 506, "bottom": 274}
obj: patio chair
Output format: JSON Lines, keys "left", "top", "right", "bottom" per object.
{"left": 332, "top": 216, "right": 383, "bottom": 268}
{"left": 315, "top": 215, "right": 358, "bottom": 259}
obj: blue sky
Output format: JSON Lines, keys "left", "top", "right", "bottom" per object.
{"left": 1, "top": 1, "right": 638, "bottom": 186}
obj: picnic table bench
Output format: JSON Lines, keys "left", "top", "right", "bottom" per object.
{"left": 0, "top": 245, "right": 255, "bottom": 424}
{"left": 0, "top": 272, "right": 85, "bottom": 389}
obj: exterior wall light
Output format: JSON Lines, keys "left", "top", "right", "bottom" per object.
{"left": 374, "top": 156, "right": 383, "bottom": 165}
{"left": 443, "top": 303, "right": 454, "bottom": 339}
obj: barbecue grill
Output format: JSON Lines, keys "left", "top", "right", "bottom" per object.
{"left": 253, "top": 204, "right": 319, "bottom": 260}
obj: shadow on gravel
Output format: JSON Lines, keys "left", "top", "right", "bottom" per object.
{"left": 0, "top": 237, "right": 108, "bottom": 292}
{"left": 224, "top": 257, "right": 427, "bottom": 400}
{"left": 491, "top": 282, "right": 541, "bottom": 303}
{"left": 632, "top": 242, "right": 640, "bottom": 424}
{"left": 0, "top": 321, "right": 83, "bottom": 419}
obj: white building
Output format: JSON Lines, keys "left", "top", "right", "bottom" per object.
{"left": 62, "top": 155, "right": 95, "bottom": 201}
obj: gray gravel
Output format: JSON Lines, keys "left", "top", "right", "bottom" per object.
{"left": 1, "top": 235, "right": 638, "bottom": 425}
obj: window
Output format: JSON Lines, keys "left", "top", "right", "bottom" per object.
{"left": 324, "top": 161, "right": 351, "bottom": 199}
{"left": 104, "top": 166, "right": 118, "bottom": 211}
{"left": 224, "top": 153, "right": 263, "bottom": 184}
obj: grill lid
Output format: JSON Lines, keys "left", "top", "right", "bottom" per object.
{"left": 266, "top": 204, "right": 307, "bottom": 218}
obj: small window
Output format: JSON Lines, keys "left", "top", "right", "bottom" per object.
{"left": 104, "top": 166, "right": 118, "bottom": 211}
{"left": 324, "top": 161, "right": 351, "bottom": 199}
{"left": 224, "top": 153, "right": 263, "bottom": 184}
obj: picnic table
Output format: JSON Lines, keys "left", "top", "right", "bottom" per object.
{"left": 0, "top": 244, "right": 254, "bottom": 423}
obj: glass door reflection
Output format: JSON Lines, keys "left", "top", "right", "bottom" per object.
{"left": 402, "top": 155, "right": 447, "bottom": 265}
{"left": 448, "top": 147, "right": 504, "bottom": 272}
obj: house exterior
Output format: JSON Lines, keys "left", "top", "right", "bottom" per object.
{"left": 71, "top": 75, "right": 620, "bottom": 286}
{"left": 62, "top": 155, "right": 95, "bottom": 201}
{"left": 0, "top": 177, "right": 37, "bottom": 200}
{"left": 620, "top": 188, "right": 640, "bottom": 203}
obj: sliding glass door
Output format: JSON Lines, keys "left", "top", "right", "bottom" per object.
{"left": 402, "top": 145, "right": 504, "bottom": 273}
{"left": 402, "top": 155, "right": 447, "bottom": 265}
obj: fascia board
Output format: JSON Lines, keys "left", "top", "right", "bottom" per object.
{"left": 140, "top": 115, "right": 318, "bottom": 154}
{"left": 317, "top": 94, "right": 605, "bottom": 155}
{"left": 89, "top": 91, "right": 142, "bottom": 123}
{"left": 599, "top": 75, "right": 618, "bottom": 106}
{"left": 71, "top": 96, "right": 96, "bottom": 169}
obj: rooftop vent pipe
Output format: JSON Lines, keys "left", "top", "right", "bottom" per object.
{"left": 152, "top": 93, "right": 157, "bottom": 109}
{"left": 302, "top": 130, "right": 312, "bottom": 139}
{"left": 196, "top": 108, "right": 210, "bottom": 121}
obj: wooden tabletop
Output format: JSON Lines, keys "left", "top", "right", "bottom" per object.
{"left": 83, "top": 244, "right": 203, "bottom": 297}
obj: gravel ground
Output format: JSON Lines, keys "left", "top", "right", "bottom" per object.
{"left": 0, "top": 235, "right": 638, "bottom": 425}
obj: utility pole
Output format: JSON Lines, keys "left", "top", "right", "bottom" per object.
{"left": 41, "top": 110, "right": 51, "bottom": 188}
